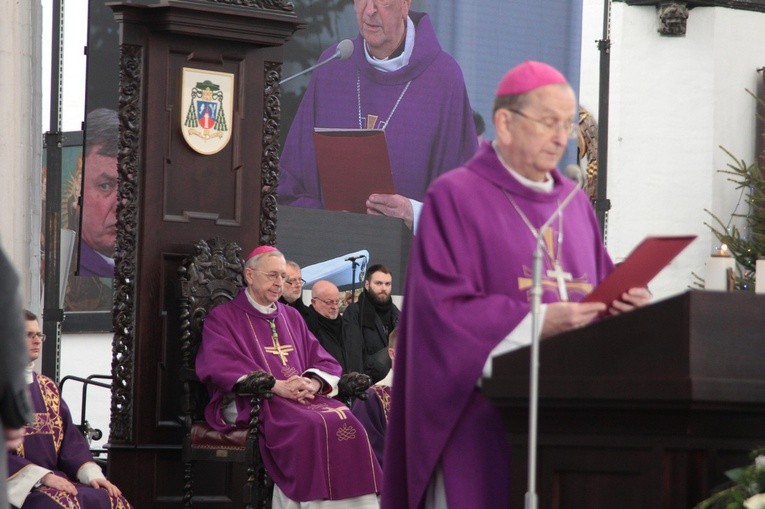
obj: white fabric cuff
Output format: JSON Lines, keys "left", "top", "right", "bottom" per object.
{"left": 304, "top": 368, "right": 340, "bottom": 396}
{"left": 409, "top": 199, "right": 423, "bottom": 234}
{"left": 77, "top": 461, "right": 106, "bottom": 484}
{"left": 8, "top": 464, "right": 51, "bottom": 507}
{"left": 480, "top": 305, "right": 548, "bottom": 382}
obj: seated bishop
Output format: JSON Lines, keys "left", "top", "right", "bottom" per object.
{"left": 7, "top": 310, "right": 131, "bottom": 509}
{"left": 196, "top": 246, "right": 382, "bottom": 509}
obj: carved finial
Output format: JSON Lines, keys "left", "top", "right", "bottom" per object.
{"left": 658, "top": 1, "right": 689, "bottom": 36}
{"left": 206, "top": 0, "right": 295, "bottom": 12}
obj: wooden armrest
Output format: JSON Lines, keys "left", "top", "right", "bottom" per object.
{"left": 338, "top": 372, "right": 372, "bottom": 402}
{"left": 235, "top": 371, "right": 275, "bottom": 399}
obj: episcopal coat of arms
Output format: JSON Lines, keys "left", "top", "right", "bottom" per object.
{"left": 181, "top": 68, "right": 234, "bottom": 155}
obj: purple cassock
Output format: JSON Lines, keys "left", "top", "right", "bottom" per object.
{"left": 278, "top": 11, "right": 478, "bottom": 208}
{"left": 381, "top": 141, "right": 615, "bottom": 509}
{"left": 8, "top": 372, "right": 132, "bottom": 508}
{"left": 351, "top": 385, "right": 392, "bottom": 468}
{"left": 196, "top": 290, "right": 382, "bottom": 502}
{"left": 77, "top": 242, "right": 113, "bottom": 278}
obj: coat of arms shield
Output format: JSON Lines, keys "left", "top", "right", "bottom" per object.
{"left": 181, "top": 68, "right": 234, "bottom": 155}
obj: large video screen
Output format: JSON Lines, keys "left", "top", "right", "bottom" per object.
{"left": 76, "top": 0, "right": 584, "bottom": 293}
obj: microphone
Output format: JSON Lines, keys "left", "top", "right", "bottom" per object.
{"left": 345, "top": 254, "right": 367, "bottom": 262}
{"left": 525, "top": 165, "right": 585, "bottom": 509}
{"left": 280, "top": 39, "right": 354, "bottom": 85}
{"left": 564, "top": 164, "right": 585, "bottom": 187}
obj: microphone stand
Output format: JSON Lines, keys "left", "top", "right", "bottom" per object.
{"left": 349, "top": 259, "right": 359, "bottom": 303}
{"left": 595, "top": 0, "right": 613, "bottom": 240}
{"left": 525, "top": 184, "right": 581, "bottom": 509}
{"left": 280, "top": 40, "right": 353, "bottom": 85}
{"left": 346, "top": 255, "right": 366, "bottom": 304}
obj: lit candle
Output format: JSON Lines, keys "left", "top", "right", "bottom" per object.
{"left": 705, "top": 244, "right": 735, "bottom": 291}
{"left": 756, "top": 258, "right": 765, "bottom": 294}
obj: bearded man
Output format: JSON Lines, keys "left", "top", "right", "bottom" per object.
{"left": 342, "top": 264, "right": 399, "bottom": 383}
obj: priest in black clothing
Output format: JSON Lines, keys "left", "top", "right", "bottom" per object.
{"left": 306, "top": 280, "right": 363, "bottom": 374}
{"left": 278, "top": 260, "right": 310, "bottom": 322}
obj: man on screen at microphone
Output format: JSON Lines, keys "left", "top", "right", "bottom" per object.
{"left": 381, "top": 61, "right": 652, "bottom": 509}
{"left": 278, "top": 0, "right": 477, "bottom": 230}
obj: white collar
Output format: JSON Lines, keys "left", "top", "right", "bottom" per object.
{"left": 492, "top": 140, "right": 554, "bottom": 193}
{"left": 245, "top": 289, "right": 277, "bottom": 314}
{"left": 375, "top": 369, "right": 394, "bottom": 387}
{"left": 364, "top": 16, "right": 415, "bottom": 72}
{"left": 97, "top": 250, "right": 115, "bottom": 268}
{"left": 25, "top": 363, "right": 34, "bottom": 384}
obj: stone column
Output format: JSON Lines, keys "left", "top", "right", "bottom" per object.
{"left": 0, "top": 0, "right": 43, "bottom": 305}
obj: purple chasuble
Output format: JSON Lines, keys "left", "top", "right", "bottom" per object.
{"left": 351, "top": 385, "right": 392, "bottom": 468}
{"left": 8, "top": 373, "right": 132, "bottom": 508}
{"left": 278, "top": 12, "right": 478, "bottom": 208}
{"left": 381, "top": 141, "right": 614, "bottom": 509}
{"left": 196, "top": 290, "right": 382, "bottom": 502}
{"left": 77, "top": 242, "right": 114, "bottom": 278}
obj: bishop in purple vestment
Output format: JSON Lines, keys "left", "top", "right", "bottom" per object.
{"left": 196, "top": 247, "right": 381, "bottom": 507}
{"left": 278, "top": 2, "right": 477, "bottom": 228}
{"left": 381, "top": 62, "right": 652, "bottom": 508}
{"left": 7, "top": 311, "right": 131, "bottom": 509}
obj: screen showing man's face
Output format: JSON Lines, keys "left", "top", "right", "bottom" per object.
{"left": 81, "top": 147, "right": 118, "bottom": 257}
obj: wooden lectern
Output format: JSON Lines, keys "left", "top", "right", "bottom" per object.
{"left": 483, "top": 290, "right": 765, "bottom": 509}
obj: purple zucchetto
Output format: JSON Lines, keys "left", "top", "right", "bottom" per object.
{"left": 496, "top": 60, "right": 568, "bottom": 97}
{"left": 246, "top": 245, "right": 278, "bottom": 261}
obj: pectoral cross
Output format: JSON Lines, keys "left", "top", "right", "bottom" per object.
{"left": 547, "top": 261, "right": 573, "bottom": 302}
{"left": 265, "top": 343, "right": 294, "bottom": 366}
{"left": 265, "top": 319, "right": 293, "bottom": 366}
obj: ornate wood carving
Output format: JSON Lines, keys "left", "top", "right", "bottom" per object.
{"left": 111, "top": 43, "right": 143, "bottom": 443}
{"left": 106, "top": 3, "right": 303, "bottom": 504}
{"left": 619, "top": 0, "right": 765, "bottom": 13}
{"left": 261, "top": 61, "right": 281, "bottom": 247}
{"left": 204, "top": 0, "right": 294, "bottom": 11}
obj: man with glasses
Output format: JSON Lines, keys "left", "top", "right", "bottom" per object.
{"left": 278, "top": 0, "right": 477, "bottom": 230}
{"left": 279, "top": 260, "right": 310, "bottom": 322}
{"left": 306, "top": 280, "right": 363, "bottom": 374}
{"left": 7, "top": 310, "right": 131, "bottom": 508}
{"left": 196, "top": 246, "right": 381, "bottom": 508}
{"left": 382, "top": 61, "right": 651, "bottom": 509}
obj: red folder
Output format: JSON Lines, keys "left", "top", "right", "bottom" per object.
{"left": 582, "top": 235, "right": 696, "bottom": 305}
{"left": 313, "top": 128, "right": 395, "bottom": 214}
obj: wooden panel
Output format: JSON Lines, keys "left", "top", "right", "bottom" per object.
{"left": 488, "top": 291, "right": 765, "bottom": 508}
{"left": 163, "top": 48, "right": 246, "bottom": 225}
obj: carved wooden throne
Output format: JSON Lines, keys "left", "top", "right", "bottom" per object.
{"left": 178, "top": 238, "right": 275, "bottom": 508}
{"left": 178, "top": 237, "right": 372, "bottom": 507}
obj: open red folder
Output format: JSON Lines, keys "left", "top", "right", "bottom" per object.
{"left": 313, "top": 128, "right": 396, "bottom": 214}
{"left": 582, "top": 235, "right": 696, "bottom": 305}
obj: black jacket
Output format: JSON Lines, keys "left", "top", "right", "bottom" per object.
{"left": 341, "top": 294, "right": 400, "bottom": 383}
{"left": 306, "top": 306, "right": 363, "bottom": 374}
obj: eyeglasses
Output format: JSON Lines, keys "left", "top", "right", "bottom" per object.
{"left": 313, "top": 297, "right": 341, "bottom": 307}
{"left": 27, "top": 332, "right": 46, "bottom": 342}
{"left": 285, "top": 277, "right": 306, "bottom": 287}
{"left": 507, "top": 109, "right": 577, "bottom": 139}
{"left": 256, "top": 270, "right": 288, "bottom": 282}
